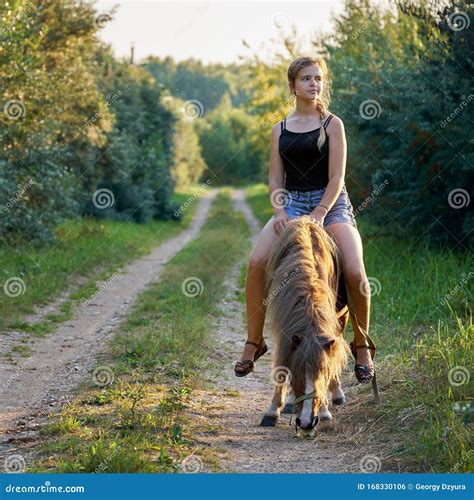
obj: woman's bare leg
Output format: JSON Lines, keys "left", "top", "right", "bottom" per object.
{"left": 239, "top": 217, "right": 279, "bottom": 362}
{"left": 324, "top": 222, "right": 373, "bottom": 369}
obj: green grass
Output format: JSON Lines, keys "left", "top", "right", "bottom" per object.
{"left": 29, "top": 189, "right": 250, "bottom": 473}
{"left": 245, "top": 183, "right": 473, "bottom": 473}
{"left": 0, "top": 187, "right": 201, "bottom": 333}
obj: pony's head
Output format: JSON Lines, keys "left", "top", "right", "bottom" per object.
{"left": 264, "top": 216, "right": 349, "bottom": 437}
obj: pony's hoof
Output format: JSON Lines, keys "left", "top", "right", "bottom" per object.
{"left": 281, "top": 403, "right": 296, "bottom": 414}
{"left": 318, "top": 410, "right": 333, "bottom": 422}
{"left": 260, "top": 415, "right": 278, "bottom": 427}
{"left": 332, "top": 396, "right": 346, "bottom": 406}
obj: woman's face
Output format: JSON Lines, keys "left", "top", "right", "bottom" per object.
{"left": 292, "top": 64, "right": 323, "bottom": 101}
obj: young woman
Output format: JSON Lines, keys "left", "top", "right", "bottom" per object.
{"left": 234, "top": 56, "right": 375, "bottom": 384}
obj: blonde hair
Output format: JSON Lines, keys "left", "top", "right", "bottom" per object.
{"left": 287, "top": 56, "right": 333, "bottom": 152}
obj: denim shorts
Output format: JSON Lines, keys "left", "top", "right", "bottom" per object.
{"left": 270, "top": 184, "right": 358, "bottom": 229}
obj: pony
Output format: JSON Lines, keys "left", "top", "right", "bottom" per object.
{"left": 260, "top": 215, "right": 353, "bottom": 438}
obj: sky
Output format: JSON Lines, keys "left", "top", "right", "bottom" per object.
{"left": 94, "top": 0, "right": 390, "bottom": 66}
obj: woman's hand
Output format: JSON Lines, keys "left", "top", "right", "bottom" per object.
{"left": 273, "top": 209, "right": 289, "bottom": 235}
{"left": 309, "top": 206, "right": 327, "bottom": 227}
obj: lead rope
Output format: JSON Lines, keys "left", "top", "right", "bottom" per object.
{"left": 288, "top": 391, "right": 318, "bottom": 426}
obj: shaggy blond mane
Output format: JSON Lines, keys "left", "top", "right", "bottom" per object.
{"left": 264, "top": 215, "right": 350, "bottom": 408}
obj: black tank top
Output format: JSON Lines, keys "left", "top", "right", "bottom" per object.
{"left": 279, "top": 114, "right": 334, "bottom": 191}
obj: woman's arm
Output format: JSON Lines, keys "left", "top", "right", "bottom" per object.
{"left": 268, "top": 124, "right": 290, "bottom": 235}
{"left": 311, "top": 116, "right": 347, "bottom": 220}
{"left": 268, "top": 124, "right": 286, "bottom": 215}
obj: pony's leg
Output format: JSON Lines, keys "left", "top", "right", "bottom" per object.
{"left": 329, "top": 377, "right": 346, "bottom": 405}
{"left": 282, "top": 383, "right": 296, "bottom": 414}
{"left": 319, "top": 379, "right": 345, "bottom": 421}
{"left": 318, "top": 380, "right": 337, "bottom": 422}
{"left": 260, "top": 382, "right": 287, "bottom": 427}
{"left": 318, "top": 400, "right": 333, "bottom": 421}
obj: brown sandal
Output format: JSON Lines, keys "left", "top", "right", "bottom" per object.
{"left": 349, "top": 341, "right": 376, "bottom": 384}
{"left": 234, "top": 340, "right": 268, "bottom": 377}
